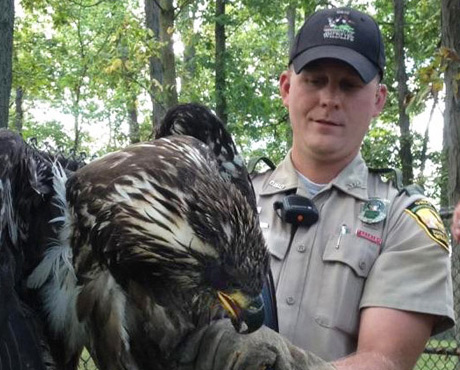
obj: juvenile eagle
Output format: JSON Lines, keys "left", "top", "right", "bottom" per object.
{"left": 28, "top": 104, "right": 269, "bottom": 370}
{"left": 0, "top": 129, "right": 84, "bottom": 370}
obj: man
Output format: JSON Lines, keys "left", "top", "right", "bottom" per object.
{"left": 252, "top": 6, "right": 454, "bottom": 369}
{"left": 180, "top": 7, "right": 454, "bottom": 370}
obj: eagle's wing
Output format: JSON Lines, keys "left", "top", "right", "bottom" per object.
{"left": 0, "top": 130, "right": 55, "bottom": 370}
{"left": 0, "top": 245, "right": 48, "bottom": 370}
{"left": 0, "top": 129, "right": 84, "bottom": 370}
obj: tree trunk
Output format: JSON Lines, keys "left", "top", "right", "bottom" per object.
{"left": 394, "top": 0, "right": 414, "bottom": 185}
{"left": 442, "top": 0, "right": 460, "bottom": 208}
{"left": 14, "top": 86, "right": 23, "bottom": 133}
{"left": 441, "top": 0, "right": 460, "bottom": 345}
{"left": 73, "top": 89, "right": 81, "bottom": 153}
{"left": 160, "top": 0, "right": 178, "bottom": 111}
{"left": 417, "top": 96, "right": 437, "bottom": 187}
{"left": 127, "top": 94, "right": 140, "bottom": 144}
{"left": 145, "top": 0, "right": 177, "bottom": 133}
{"left": 0, "top": 0, "right": 14, "bottom": 129}
{"left": 183, "top": 10, "right": 197, "bottom": 96}
{"left": 145, "top": 0, "right": 165, "bottom": 132}
{"left": 215, "top": 0, "right": 227, "bottom": 124}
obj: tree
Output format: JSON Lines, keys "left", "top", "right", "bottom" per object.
{"left": 145, "top": 0, "right": 164, "bottom": 131}
{"left": 159, "top": 0, "right": 178, "bottom": 109}
{"left": 0, "top": 0, "right": 14, "bottom": 128}
{"left": 442, "top": 0, "right": 460, "bottom": 207}
{"left": 145, "top": 0, "right": 178, "bottom": 133}
{"left": 9, "top": 0, "right": 445, "bottom": 187}
{"left": 215, "top": 0, "right": 227, "bottom": 123}
{"left": 393, "top": 0, "right": 414, "bottom": 185}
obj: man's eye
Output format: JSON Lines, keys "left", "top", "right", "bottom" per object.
{"left": 340, "top": 81, "right": 362, "bottom": 91}
{"left": 305, "top": 78, "right": 324, "bottom": 87}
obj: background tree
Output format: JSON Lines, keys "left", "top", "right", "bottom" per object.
{"left": 7, "top": 0, "right": 448, "bottom": 199}
{"left": 0, "top": 0, "right": 14, "bottom": 128}
{"left": 145, "top": 0, "right": 164, "bottom": 131}
{"left": 144, "top": 0, "right": 178, "bottom": 133}
{"left": 215, "top": 0, "right": 227, "bottom": 123}
{"left": 393, "top": 0, "right": 414, "bottom": 185}
{"left": 441, "top": 0, "right": 460, "bottom": 347}
{"left": 442, "top": 0, "right": 460, "bottom": 209}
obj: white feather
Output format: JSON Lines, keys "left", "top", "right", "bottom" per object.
{"left": 27, "top": 162, "right": 86, "bottom": 351}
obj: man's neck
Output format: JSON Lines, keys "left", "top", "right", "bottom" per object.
{"left": 290, "top": 150, "right": 357, "bottom": 184}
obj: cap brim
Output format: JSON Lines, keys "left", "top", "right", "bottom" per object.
{"left": 292, "top": 45, "right": 380, "bottom": 83}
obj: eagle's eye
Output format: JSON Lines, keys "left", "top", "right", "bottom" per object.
{"left": 204, "top": 264, "right": 237, "bottom": 291}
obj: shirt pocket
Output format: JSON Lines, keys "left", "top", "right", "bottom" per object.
{"left": 315, "top": 233, "right": 380, "bottom": 335}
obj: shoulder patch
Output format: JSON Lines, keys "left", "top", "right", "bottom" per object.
{"left": 405, "top": 199, "right": 450, "bottom": 253}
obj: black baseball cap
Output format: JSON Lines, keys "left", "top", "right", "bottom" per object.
{"left": 289, "top": 7, "right": 385, "bottom": 83}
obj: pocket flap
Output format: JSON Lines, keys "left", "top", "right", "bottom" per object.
{"left": 323, "top": 234, "right": 379, "bottom": 277}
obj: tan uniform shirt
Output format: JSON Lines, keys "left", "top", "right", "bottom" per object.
{"left": 252, "top": 152, "right": 454, "bottom": 361}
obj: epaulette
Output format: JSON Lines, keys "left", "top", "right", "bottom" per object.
{"left": 368, "top": 167, "right": 425, "bottom": 196}
{"left": 247, "top": 156, "right": 276, "bottom": 174}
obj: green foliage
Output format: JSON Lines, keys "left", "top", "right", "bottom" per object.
{"left": 12, "top": 0, "right": 157, "bottom": 154}
{"left": 12, "top": 0, "right": 445, "bottom": 201}
{"left": 362, "top": 120, "right": 400, "bottom": 169}
{"left": 21, "top": 119, "right": 73, "bottom": 150}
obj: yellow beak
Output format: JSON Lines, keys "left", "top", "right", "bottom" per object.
{"left": 217, "top": 291, "right": 264, "bottom": 334}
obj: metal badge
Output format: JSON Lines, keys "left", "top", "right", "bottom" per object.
{"left": 359, "top": 198, "right": 389, "bottom": 224}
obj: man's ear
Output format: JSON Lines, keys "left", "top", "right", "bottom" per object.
{"left": 372, "top": 83, "right": 388, "bottom": 118}
{"left": 279, "top": 70, "right": 291, "bottom": 108}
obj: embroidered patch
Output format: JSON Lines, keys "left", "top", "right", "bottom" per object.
{"left": 405, "top": 199, "right": 450, "bottom": 253}
{"left": 323, "top": 10, "right": 355, "bottom": 42}
{"left": 359, "top": 198, "right": 389, "bottom": 224}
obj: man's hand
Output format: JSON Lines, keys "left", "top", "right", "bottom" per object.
{"left": 177, "top": 319, "right": 335, "bottom": 370}
{"left": 451, "top": 202, "right": 460, "bottom": 242}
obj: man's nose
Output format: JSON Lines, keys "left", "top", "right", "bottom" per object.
{"left": 319, "top": 85, "right": 341, "bottom": 109}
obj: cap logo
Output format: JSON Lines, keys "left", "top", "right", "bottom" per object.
{"left": 324, "top": 13, "right": 355, "bottom": 42}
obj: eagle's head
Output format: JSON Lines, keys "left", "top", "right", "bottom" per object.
{"left": 156, "top": 103, "right": 257, "bottom": 212}
{"left": 67, "top": 136, "right": 269, "bottom": 337}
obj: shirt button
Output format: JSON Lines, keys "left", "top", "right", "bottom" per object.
{"left": 286, "top": 296, "right": 295, "bottom": 305}
{"left": 359, "top": 261, "right": 367, "bottom": 271}
{"left": 297, "top": 245, "right": 306, "bottom": 253}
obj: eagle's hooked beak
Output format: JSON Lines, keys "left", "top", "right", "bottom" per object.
{"left": 217, "top": 291, "right": 265, "bottom": 334}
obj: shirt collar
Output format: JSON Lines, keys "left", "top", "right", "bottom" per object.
{"left": 259, "top": 151, "right": 369, "bottom": 201}
{"left": 330, "top": 154, "right": 369, "bottom": 201}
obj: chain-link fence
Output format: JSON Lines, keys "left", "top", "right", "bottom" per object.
{"left": 79, "top": 351, "right": 98, "bottom": 370}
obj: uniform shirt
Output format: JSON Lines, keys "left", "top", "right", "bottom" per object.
{"left": 252, "top": 152, "right": 455, "bottom": 361}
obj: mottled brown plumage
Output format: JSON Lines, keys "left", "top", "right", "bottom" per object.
{"left": 28, "top": 104, "right": 269, "bottom": 370}
{"left": 0, "top": 129, "right": 84, "bottom": 370}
